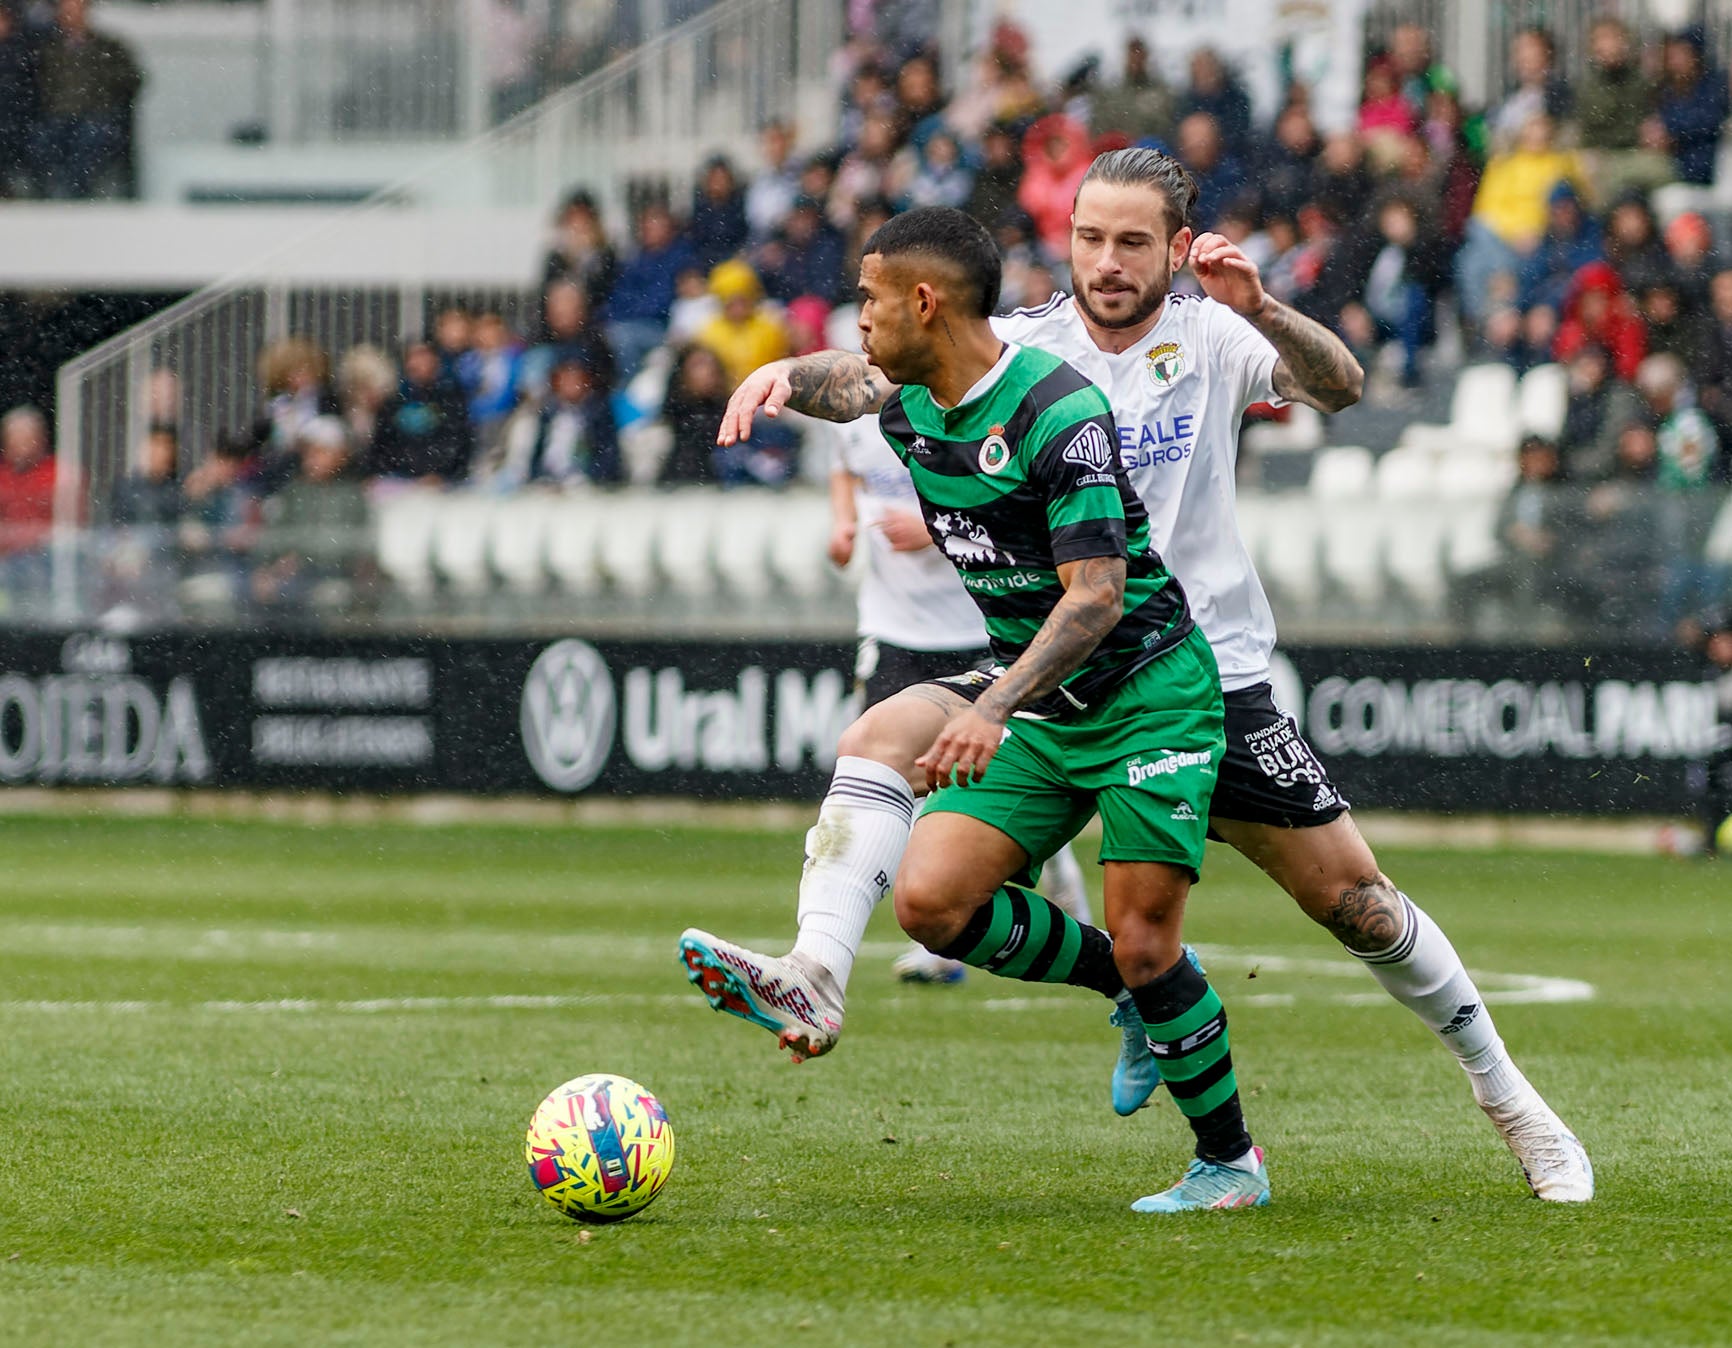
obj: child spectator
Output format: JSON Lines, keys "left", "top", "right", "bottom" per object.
{"left": 368, "top": 341, "right": 475, "bottom": 484}
{"left": 694, "top": 260, "right": 790, "bottom": 389}
{"left": 1552, "top": 261, "right": 1648, "bottom": 381}
{"left": 456, "top": 311, "right": 525, "bottom": 447}
{"left": 497, "top": 356, "right": 620, "bottom": 488}
{"left": 657, "top": 345, "right": 729, "bottom": 485}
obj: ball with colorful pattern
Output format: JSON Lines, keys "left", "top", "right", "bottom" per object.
{"left": 525, "top": 1074, "right": 676, "bottom": 1223}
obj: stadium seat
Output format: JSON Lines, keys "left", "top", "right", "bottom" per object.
{"left": 1373, "top": 446, "right": 1437, "bottom": 500}
{"left": 1435, "top": 452, "right": 1517, "bottom": 501}
{"left": 1308, "top": 445, "right": 1375, "bottom": 499}
{"left": 1517, "top": 363, "right": 1569, "bottom": 441}
{"left": 595, "top": 491, "right": 662, "bottom": 597}
{"left": 490, "top": 493, "right": 556, "bottom": 595}
{"left": 1444, "top": 498, "right": 1503, "bottom": 576}
{"left": 431, "top": 492, "right": 497, "bottom": 596}
{"left": 655, "top": 489, "right": 720, "bottom": 599}
{"left": 373, "top": 489, "right": 442, "bottom": 600}
{"left": 1257, "top": 505, "right": 1323, "bottom": 608}
{"left": 1397, "top": 363, "right": 1520, "bottom": 457}
{"left": 1383, "top": 500, "right": 1451, "bottom": 607}
{"left": 545, "top": 494, "right": 607, "bottom": 596}
{"left": 1705, "top": 494, "right": 1732, "bottom": 566}
{"left": 767, "top": 491, "right": 837, "bottom": 598}
{"left": 713, "top": 493, "right": 779, "bottom": 600}
{"left": 1241, "top": 403, "right": 1324, "bottom": 454}
{"left": 1319, "top": 498, "right": 1387, "bottom": 608}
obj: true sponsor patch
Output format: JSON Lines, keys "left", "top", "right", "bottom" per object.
{"left": 1062, "top": 421, "right": 1115, "bottom": 474}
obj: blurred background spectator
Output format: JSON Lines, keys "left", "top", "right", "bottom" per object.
{"left": 0, "top": 405, "right": 59, "bottom": 607}
{"left": 497, "top": 354, "right": 619, "bottom": 488}
{"left": 368, "top": 341, "right": 475, "bottom": 485}
{"left": 32, "top": 0, "right": 140, "bottom": 199}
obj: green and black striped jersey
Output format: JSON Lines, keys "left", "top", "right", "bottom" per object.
{"left": 877, "top": 343, "right": 1194, "bottom": 718}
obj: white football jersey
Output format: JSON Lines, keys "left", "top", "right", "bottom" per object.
{"left": 992, "top": 294, "right": 1283, "bottom": 692}
{"left": 832, "top": 414, "right": 990, "bottom": 652}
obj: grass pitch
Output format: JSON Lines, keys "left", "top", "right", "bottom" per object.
{"left": 0, "top": 813, "right": 1727, "bottom": 1347}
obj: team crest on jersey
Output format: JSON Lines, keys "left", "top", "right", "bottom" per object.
{"left": 1062, "top": 422, "right": 1114, "bottom": 473}
{"left": 1146, "top": 341, "right": 1185, "bottom": 387}
{"left": 978, "top": 426, "right": 1011, "bottom": 474}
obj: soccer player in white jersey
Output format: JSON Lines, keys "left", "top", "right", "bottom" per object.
{"left": 828, "top": 413, "right": 1094, "bottom": 985}
{"left": 683, "top": 148, "right": 1591, "bottom": 1203}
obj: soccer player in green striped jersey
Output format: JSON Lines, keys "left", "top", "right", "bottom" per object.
{"left": 682, "top": 207, "right": 1269, "bottom": 1211}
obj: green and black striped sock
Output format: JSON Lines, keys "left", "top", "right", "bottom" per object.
{"left": 1130, "top": 953, "right": 1253, "bottom": 1164}
{"left": 934, "top": 884, "right": 1123, "bottom": 999}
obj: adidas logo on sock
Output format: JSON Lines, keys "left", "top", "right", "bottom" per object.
{"left": 1440, "top": 1002, "right": 1481, "bottom": 1035}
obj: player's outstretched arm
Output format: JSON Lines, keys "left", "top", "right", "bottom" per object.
{"left": 1189, "top": 231, "right": 1365, "bottom": 414}
{"left": 917, "top": 556, "right": 1124, "bottom": 791}
{"left": 716, "top": 352, "right": 897, "bottom": 446}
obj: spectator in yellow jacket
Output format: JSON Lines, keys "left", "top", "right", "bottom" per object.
{"left": 694, "top": 260, "right": 791, "bottom": 389}
{"left": 1455, "top": 114, "right": 1584, "bottom": 325}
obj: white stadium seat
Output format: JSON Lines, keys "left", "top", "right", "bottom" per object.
{"left": 594, "top": 492, "right": 662, "bottom": 598}
{"left": 1373, "top": 446, "right": 1437, "bottom": 500}
{"left": 767, "top": 491, "right": 837, "bottom": 597}
{"left": 545, "top": 493, "right": 607, "bottom": 596}
{"left": 1705, "top": 494, "right": 1732, "bottom": 566}
{"left": 1398, "top": 363, "right": 1520, "bottom": 456}
{"left": 655, "top": 489, "right": 720, "bottom": 599}
{"left": 1517, "top": 363, "right": 1569, "bottom": 441}
{"left": 1444, "top": 498, "right": 1502, "bottom": 576}
{"left": 1319, "top": 498, "right": 1386, "bottom": 608}
{"left": 1435, "top": 452, "right": 1517, "bottom": 501}
{"left": 1241, "top": 403, "right": 1324, "bottom": 454}
{"left": 490, "top": 493, "right": 556, "bottom": 595}
{"left": 713, "top": 493, "right": 779, "bottom": 600}
{"left": 430, "top": 492, "right": 497, "bottom": 596}
{"left": 373, "top": 488, "right": 441, "bottom": 600}
{"left": 1257, "top": 506, "right": 1323, "bottom": 608}
{"left": 1308, "top": 445, "right": 1375, "bottom": 499}
{"left": 1383, "top": 500, "right": 1451, "bottom": 607}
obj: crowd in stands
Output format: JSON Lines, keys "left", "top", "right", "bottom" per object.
{"left": 5, "top": 8, "right": 1732, "bottom": 646}
{"left": 0, "top": 0, "right": 141, "bottom": 199}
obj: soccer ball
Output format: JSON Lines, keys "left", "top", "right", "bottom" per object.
{"left": 525, "top": 1074, "right": 676, "bottom": 1223}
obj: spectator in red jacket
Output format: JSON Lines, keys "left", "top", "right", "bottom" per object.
{"left": 1552, "top": 261, "right": 1648, "bottom": 381}
{"left": 0, "top": 405, "right": 60, "bottom": 606}
{"left": 1017, "top": 113, "right": 1093, "bottom": 263}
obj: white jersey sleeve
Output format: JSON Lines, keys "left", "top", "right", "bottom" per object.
{"left": 1204, "top": 300, "right": 1285, "bottom": 415}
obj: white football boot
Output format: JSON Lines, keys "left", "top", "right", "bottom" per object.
{"left": 892, "top": 942, "right": 966, "bottom": 984}
{"left": 678, "top": 928, "right": 845, "bottom": 1062}
{"left": 1483, "top": 1087, "right": 1594, "bottom": 1202}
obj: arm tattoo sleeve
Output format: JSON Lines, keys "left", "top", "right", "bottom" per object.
{"left": 783, "top": 351, "right": 895, "bottom": 422}
{"left": 1256, "top": 298, "right": 1365, "bottom": 414}
{"left": 975, "top": 557, "right": 1125, "bottom": 720}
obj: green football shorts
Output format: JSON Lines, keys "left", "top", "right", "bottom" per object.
{"left": 921, "top": 625, "right": 1226, "bottom": 879}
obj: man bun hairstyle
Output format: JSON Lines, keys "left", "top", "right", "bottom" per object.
{"left": 1076, "top": 146, "right": 1199, "bottom": 236}
{"left": 862, "top": 206, "right": 1002, "bottom": 319}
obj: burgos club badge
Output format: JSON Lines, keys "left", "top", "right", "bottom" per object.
{"left": 1146, "top": 341, "right": 1184, "bottom": 387}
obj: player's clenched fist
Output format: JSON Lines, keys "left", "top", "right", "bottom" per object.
{"left": 1188, "top": 232, "right": 1270, "bottom": 318}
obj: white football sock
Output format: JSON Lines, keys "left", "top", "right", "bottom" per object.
{"left": 1043, "top": 842, "right": 1092, "bottom": 924}
{"left": 1351, "top": 894, "right": 1523, "bottom": 1107}
{"left": 791, "top": 755, "right": 916, "bottom": 992}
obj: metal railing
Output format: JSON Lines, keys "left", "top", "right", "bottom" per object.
{"left": 261, "top": 0, "right": 733, "bottom": 144}
{"left": 52, "top": 0, "right": 844, "bottom": 622}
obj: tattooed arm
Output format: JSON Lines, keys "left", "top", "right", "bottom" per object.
{"left": 916, "top": 556, "right": 1125, "bottom": 792}
{"left": 716, "top": 351, "right": 896, "bottom": 445}
{"left": 1189, "top": 231, "right": 1365, "bottom": 414}
{"left": 1255, "top": 298, "right": 1366, "bottom": 414}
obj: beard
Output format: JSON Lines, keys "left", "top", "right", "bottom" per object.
{"left": 1072, "top": 268, "right": 1171, "bottom": 331}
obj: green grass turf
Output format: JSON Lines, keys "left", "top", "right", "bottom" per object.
{"left": 0, "top": 814, "right": 1728, "bottom": 1347}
